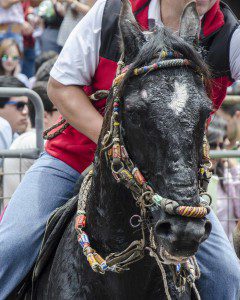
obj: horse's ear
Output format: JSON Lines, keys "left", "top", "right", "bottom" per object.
{"left": 119, "top": 0, "right": 146, "bottom": 63}
{"left": 179, "top": 1, "right": 200, "bottom": 45}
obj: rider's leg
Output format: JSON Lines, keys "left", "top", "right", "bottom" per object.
{"left": 0, "top": 152, "right": 80, "bottom": 299}
{"left": 196, "top": 210, "right": 240, "bottom": 300}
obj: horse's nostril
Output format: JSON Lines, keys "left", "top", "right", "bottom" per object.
{"left": 155, "top": 221, "right": 172, "bottom": 238}
{"left": 204, "top": 220, "right": 212, "bottom": 237}
{"left": 199, "top": 220, "right": 212, "bottom": 243}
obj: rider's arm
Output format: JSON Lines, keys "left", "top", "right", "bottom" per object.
{"left": 230, "top": 26, "right": 240, "bottom": 81}
{"left": 48, "top": 0, "right": 106, "bottom": 143}
{"left": 48, "top": 79, "right": 103, "bottom": 143}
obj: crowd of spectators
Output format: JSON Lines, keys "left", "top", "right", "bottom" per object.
{"left": 0, "top": 0, "right": 240, "bottom": 241}
{"left": 0, "top": 0, "right": 94, "bottom": 80}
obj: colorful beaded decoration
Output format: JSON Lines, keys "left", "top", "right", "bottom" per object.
{"left": 108, "top": 53, "right": 210, "bottom": 218}
{"left": 75, "top": 50, "right": 212, "bottom": 275}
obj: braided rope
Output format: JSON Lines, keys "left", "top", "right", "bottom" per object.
{"left": 176, "top": 206, "right": 209, "bottom": 218}
{"left": 43, "top": 118, "right": 69, "bottom": 140}
{"left": 147, "top": 248, "right": 172, "bottom": 300}
{"left": 77, "top": 170, "right": 93, "bottom": 213}
{"left": 133, "top": 59, "right": 192, "bottom": 76}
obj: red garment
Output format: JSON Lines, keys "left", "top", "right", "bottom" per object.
{"left": 46, "top": 58, "right": 117, "bottom": 173}
{"left": 22, "top": 0, "right": 35, "bottom": 48}
{"left": 46, "top": 0, "right": 233, "bottom": 173}
{"left": 202, "top": 0, "right": 224, "bottom": 37}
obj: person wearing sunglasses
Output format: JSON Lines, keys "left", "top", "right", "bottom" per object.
{"left": 0, "top": 38, "right": 30, "bottom": 87}
{"left": 2, "top": 81, "right": 60, "bottom": 210}
{"left": 0, "top": 76, "right": 28, "bottom": 155}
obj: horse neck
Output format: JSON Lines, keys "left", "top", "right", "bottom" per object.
{"left": 86, "top": 160, "right": 141, "bottom": 254}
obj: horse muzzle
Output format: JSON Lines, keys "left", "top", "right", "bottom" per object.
{"left": 154, "top": 212, "right": 212, "bottom": 258}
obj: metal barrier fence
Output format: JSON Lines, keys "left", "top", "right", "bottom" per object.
{"left": 0, "top": 88, "right": 44, "bottom": 211}
{"left": 208, "top": 150, "right": 240, "bottom": 241}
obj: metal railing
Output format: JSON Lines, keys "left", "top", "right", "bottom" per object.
{"left": 208, "top": 150, "right": 240, "bottom": 241}
{"left": 0, "top": 88, "right": 44, "bottom": 211}
{"left": 210, "top": 150, "right": 240, "bottom": 159}
{"left": 0, "top": 88, "right": 44, "bottom": 158}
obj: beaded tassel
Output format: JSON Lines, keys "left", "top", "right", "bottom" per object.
{"left": 75, "top": 209, "right": 108, "bottom": 273}
{"left": 132, "top": 167, "right": 146, "bottom": 186}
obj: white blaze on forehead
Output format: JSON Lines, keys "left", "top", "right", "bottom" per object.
{"left": 141, "top": 89, "right": 148, "bottom": 99}
{"left": 168, "top": 81, "right": 189, "bottom": 116}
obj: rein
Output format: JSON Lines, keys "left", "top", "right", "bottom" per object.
{"left": 74, "top": 51, "right": 212, "bottom": 298}
{"left": 69, "top": 50, "right": 211, "bottom": 299}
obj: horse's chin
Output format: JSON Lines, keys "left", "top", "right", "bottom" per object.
{"left": 158, "top": 245, "right": 195, "bottom": 265}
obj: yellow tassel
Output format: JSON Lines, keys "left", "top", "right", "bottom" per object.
{"left": 134, "top": 69, "right": 139, "bottom": 76}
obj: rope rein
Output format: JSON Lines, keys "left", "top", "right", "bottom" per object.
{"left": 45, "top": 49, "right": 212, "bottom": 298}
{"left": 73, "top": 50, "right": 213, "bottom": 298}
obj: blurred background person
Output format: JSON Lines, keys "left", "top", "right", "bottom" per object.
{"left": 208, "top": 125, "right": 240, "bottom": 241}
{"left": 29, "top": 50, "right": 57, "bottom": 87}
{"left": 0, "top": 0, "right": 24, "bottom": 50}
{"left": 22, "top": 0, "right": 40, "bottom": 78}
{"left": 217, "top": 102, "right": 240, "bottom": 151}
{"left": 0, "top": 39, "right": 30, "bottom": 87}
{"left": 57, "top": 0, "right": 94, "bottom": 47}
{"left": 0, "top": 76, "right": 28, "bottom": 155}
{"left": 2, "top": 81, "right": 60, "bottom": 207}
{"left": 38, "top": 0, "right": 64, "bottom": 53}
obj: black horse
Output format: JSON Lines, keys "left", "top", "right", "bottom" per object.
{"left": 25, "top": 1, "right": 214, "bottom": 299}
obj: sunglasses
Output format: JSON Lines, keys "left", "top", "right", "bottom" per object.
{"left": 209, "top": 142, "right": 224, "bottom": 149}
{"left": 5, "top": 100, "right": 28, "bottom": 111}
{"left": 47, "top": 108, "right": 58, "bottom": 112}
{"left": 1, "top": 54, "right": 20, "bottom": 62}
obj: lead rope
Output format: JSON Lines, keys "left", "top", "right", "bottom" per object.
{"left": 147, "top": 248, "right": 172, "bottom": 300}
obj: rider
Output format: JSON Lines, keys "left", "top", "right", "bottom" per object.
{"left": 0, "top": 0, "right": 240, "bottom": 299}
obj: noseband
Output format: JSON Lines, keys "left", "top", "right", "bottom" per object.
{"left": 74, "top": 50, "right": 212, "bottom": 298}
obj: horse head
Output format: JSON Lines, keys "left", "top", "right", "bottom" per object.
{"left": 100, "top": 0, "right": 212, "bottom": 261}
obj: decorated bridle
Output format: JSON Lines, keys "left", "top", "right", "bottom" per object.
{"left": 74, "top": 50, "right": 212, "bottom": 298}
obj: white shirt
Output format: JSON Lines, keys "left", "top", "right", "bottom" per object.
{"left": 0, "top": 117, "right": 18, "bottom": 167}
{"left": 3, "top": 130, "right": 36, "bottom": 204}
{"left": 0, "top": 117, "right": 13, "bottom": 151}
{"left": 50, "top": 0, "right": 240, "bottom": 86}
